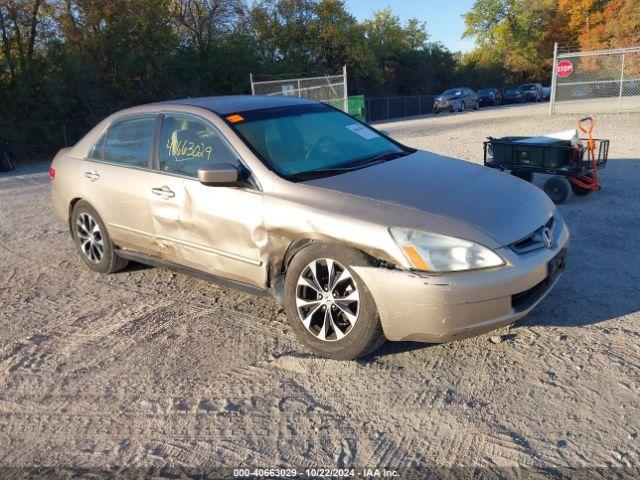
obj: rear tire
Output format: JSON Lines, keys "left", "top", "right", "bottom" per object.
{"left": 473, "top": 100, "right": 479, "bottom": 110}
{"left": 544, "top": 176, "right": 572, "bottom": 204}
{"left": 71, "top": 200, "right": 129, "bottom": 274}
{"left": 283, "top": 242, "right": 386, "bottom": 360}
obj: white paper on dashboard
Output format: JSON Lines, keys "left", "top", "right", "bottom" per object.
{"left": 346, "top": 124, "right": 379, "bottom": 140}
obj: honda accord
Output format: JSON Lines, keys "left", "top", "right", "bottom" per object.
{"left": 50, "top": 96, "right": 568, "bottom": 360}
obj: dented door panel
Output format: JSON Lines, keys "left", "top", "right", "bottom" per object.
{"left": 149, "top": 176, "right": 267, "bottom": 287}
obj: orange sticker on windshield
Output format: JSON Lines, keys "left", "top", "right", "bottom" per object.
{"left": 226, "top": 114, "right": 245, "bottom": 123}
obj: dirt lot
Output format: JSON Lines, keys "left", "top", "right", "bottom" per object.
{"left": 1, "top": 103, "right": 639, "bottom": 478}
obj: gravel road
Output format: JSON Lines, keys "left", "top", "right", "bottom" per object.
{"left": 1, "top": 103, "right": 639, "bottom": 478}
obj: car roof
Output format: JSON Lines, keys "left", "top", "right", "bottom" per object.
{"left": 156, "top": 95, "right": 317, "bottom": 116}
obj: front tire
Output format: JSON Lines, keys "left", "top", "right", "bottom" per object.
{"left": 283, "top": 243, "right": 385, "bottom": 360}
{"left": 71, "top": 200, "right": 129, "bottom": 274}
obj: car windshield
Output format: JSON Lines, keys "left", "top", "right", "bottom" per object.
{"left": 229, "top": 104, "right": 408, "bottom": 180}
{"left": 521, "top": 85, "right": 536, "bottom": 91}
{"left": 442, "top": 89, "right": 462, "bottom": 97}
{"left": 478, "top": 89, "right": 493, "bottom": 95}
{"left": 506, "top": 89, "right": 520, "bottom": 95}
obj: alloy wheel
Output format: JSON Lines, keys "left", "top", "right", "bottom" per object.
{"left": 295, "top": 258, "right": 359, "bottom": 342}
{"left": 76, "top": 212, "right": 104, "bottom": 264}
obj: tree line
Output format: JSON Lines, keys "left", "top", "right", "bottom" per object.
{"left": 0, "top": 0, "right": 638, "bottom": 157}
{"left": 462, "top": 0, "right": 639, "bottom": 83}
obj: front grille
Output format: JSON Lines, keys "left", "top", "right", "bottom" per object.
{"left": 511, "top": 217, "right": 556, "bottom": 254}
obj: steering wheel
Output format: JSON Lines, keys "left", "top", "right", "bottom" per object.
{"left": 305, "top": 136, "right": 334, "bottom": 161}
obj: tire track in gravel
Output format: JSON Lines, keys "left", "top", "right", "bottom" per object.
{"left": 2, "top": 109, "right": 640, "bottom": 471}
{"left": 0, "top": 242, "right": 291, "bottom": 341}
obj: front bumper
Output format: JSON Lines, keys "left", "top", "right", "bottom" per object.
{"left": 433, "top": 103, "right": 451, "bottom": 112}
{"left": 353, "top": 219, "right": 569, "bottom": 342}
{"left": 433, "top": 99, "right": 460, "bottom": 112}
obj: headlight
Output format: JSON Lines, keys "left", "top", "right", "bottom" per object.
{"left": 390, "top": 228, "right": 505, "bottom": 272}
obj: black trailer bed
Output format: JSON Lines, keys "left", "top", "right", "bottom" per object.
{"left": 483, "top": 135, "right": 609, "bottom": 176}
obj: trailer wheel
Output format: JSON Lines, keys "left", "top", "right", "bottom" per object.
{"left": 544, "top": 176, "right": 572, "bottom": 204}
{"left": 571, "top": 173, "right": 594, "bottom": 196}
{"left": 511, "top": 170, "right": 533, "bottom": 183}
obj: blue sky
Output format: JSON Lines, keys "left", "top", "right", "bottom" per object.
{"left": 345, "top": 0, "right": 477, "bottom": 53}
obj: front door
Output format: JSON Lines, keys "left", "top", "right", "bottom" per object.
{"left": 148, "top": 113, "right": 267, "bottom": 287}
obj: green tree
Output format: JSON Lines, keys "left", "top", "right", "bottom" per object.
{"left": 463, "top": 0, "right": 557, "bottom": 82}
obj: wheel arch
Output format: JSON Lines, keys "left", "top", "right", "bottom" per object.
{"left": 269, "top": 236, "right": 396, "bottom": 303}
{"left": 67, "top": 197, "right": 83, "bottom": 235}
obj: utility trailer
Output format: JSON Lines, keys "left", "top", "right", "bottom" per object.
{"left": 483, "top": 117, "right": 609, "bottom": 203}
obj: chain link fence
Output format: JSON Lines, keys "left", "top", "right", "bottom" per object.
{"left": 550, "top": 45, "right": 640, "bottom": 114}
{"left": 365, "top": 95, "right": 436, "bottom": 122}
{"left": 250, "top": 67, "right": 348, "bottom": 112}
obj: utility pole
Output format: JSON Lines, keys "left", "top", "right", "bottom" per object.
{"left": 549, "top": 42, "right": 559, "bottom": 115}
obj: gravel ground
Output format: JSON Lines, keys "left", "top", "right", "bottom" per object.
{"left": 1, "top": 103, "right": 639, "bottom": 478}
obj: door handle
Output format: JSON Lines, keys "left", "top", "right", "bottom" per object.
{"left": 152, "top": 186, "right": 175, "bottom": 198}
{"left": 84, "top": 171, "right": 100, "bottom": 181}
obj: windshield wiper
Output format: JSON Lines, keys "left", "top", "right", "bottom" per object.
{"left": 310, "top": 151, "right": 409, "bottom": 174}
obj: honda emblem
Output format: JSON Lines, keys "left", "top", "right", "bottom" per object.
{"left": 542, "top": 228, "right": 552, "bottom": 248}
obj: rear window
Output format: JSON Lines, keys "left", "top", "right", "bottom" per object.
{"left": 88, "top": 116, "right": 155, "bottom": 168}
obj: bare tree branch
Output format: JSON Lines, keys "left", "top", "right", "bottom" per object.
{"left": 6, "top": 2, "right": 25, "bottom": 73}
{"left": 27, "top": 0, "right": 42, "bottom": 61}
{"left": 0, "top": 6, "right": 16, "bottom": 84}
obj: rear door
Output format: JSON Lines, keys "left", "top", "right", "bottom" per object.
{"left": 148, "top": 112, "right": 267, "bottom": 287}
{"left": 83, "top": 114, "right": 160, "bottom": 254}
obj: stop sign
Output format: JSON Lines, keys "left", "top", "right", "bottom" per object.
{"left": 556, "top": 60, "right": 573, "bottom": 78}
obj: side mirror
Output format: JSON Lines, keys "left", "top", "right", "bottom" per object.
{"left": 198, "top": 163, "right": 240, "bottom": 186}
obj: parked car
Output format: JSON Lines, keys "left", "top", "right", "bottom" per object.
{"left": 0, "top": 139, "right": 16, "bottom": 172}
{"left": 571, "top": 85, "right": 589, "bottom": 98}
{"left": 433, "top": 87, "right": 479, "bottom": 113}
{"left": 520, "top": 83, "right": 544, "bottom": 102}
{"left": 503, "top": 87, "right": 525, "bottom": 104}
{"left": 542, "top": 86, "right": 551, "bottom": 101}
{"left": 50, "top": 96, "right": 568, "bottom": 360}
{"left": 477, "top": 88, "right": 503, "bottom": 107}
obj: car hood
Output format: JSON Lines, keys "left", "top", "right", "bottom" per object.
{"left": 303, "top": 151, "right": 554, "bottom": 246}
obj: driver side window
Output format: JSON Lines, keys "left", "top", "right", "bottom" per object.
{"left": 159, "top": 114, "right": 240, "bottom": 178}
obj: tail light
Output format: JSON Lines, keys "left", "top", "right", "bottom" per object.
{"left": 49, "top": 167, "right": 55, "bottom": 179}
